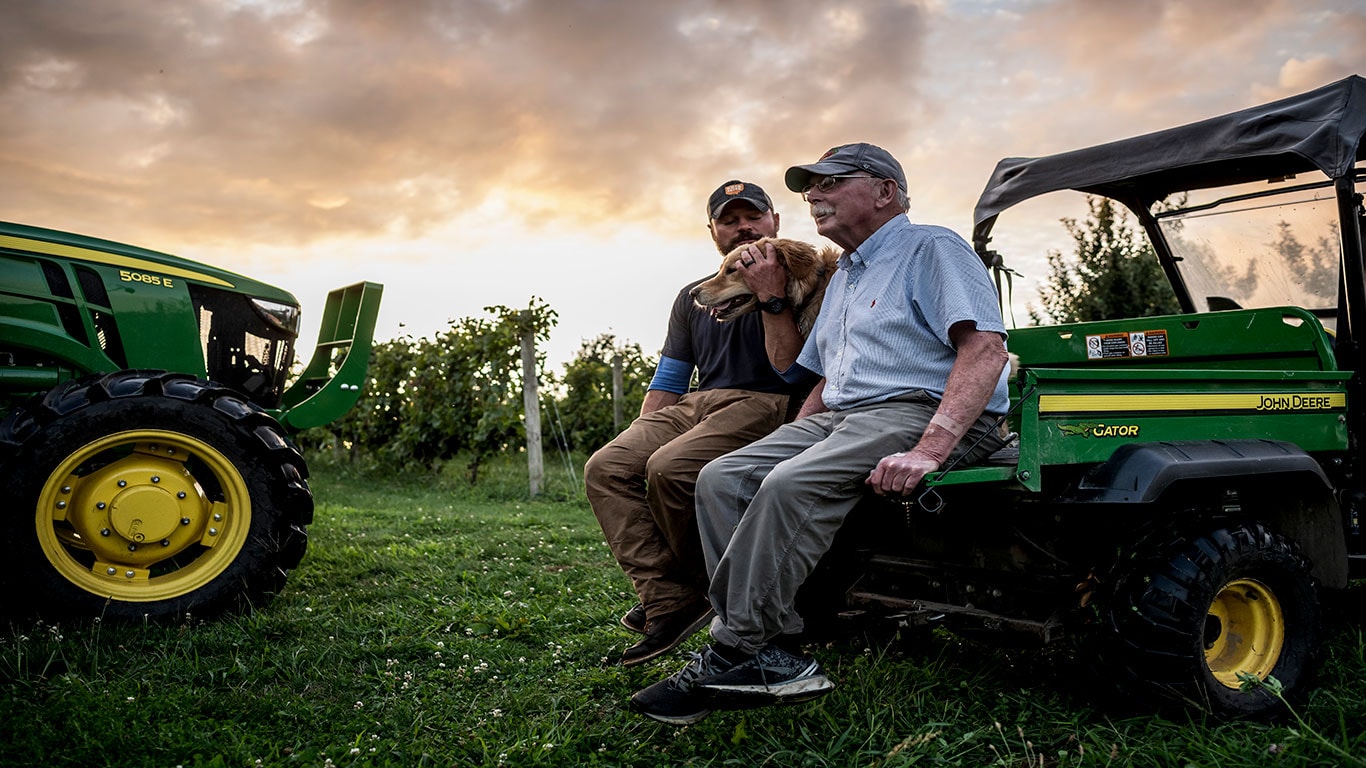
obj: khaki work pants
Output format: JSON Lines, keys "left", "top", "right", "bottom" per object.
{"left": 585, "top": 388, "right": 789, "bottom": 621}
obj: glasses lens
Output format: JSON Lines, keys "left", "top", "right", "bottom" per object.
{"left": 804, "top": 174, "right": 870, "bottom": 197}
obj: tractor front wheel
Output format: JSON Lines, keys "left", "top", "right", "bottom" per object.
{"left": 0, "top": 371, "right": 313, "bottom": 621}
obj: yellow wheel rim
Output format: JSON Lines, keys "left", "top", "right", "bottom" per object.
{"left": 1204, "top": 577, "right": 1285, "bottom": 689}
{"left": 35, "top": 429, "right": 251, "bottom": 603}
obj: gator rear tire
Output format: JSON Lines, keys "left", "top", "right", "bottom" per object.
{"left": 0, "top": 371, "right": 313, "bottom": 621}
{"left": 1098, "top": 522, "right": 1318, "bottom": 719}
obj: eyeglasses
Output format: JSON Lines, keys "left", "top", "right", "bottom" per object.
{"left": 801, "top": 174, "right": 879, "bottom": 200}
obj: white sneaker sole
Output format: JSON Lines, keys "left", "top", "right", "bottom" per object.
{"left": 699, "top": 661, "right": 835, "bottom": 703}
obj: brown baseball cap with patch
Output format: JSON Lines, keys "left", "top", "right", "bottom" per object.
{"left": 784, "top": 143, "right": 907, "bottom": 194}
{"left": 707, "top": 180, "right": 774, "bottom": 220}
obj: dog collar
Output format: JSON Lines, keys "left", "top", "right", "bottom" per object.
{"left": 760, "top": 296, "right": 791, "bottom": 314}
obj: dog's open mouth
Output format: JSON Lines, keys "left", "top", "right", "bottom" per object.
{"left": 698, "top": 294, "right": 753, "bottom": 322}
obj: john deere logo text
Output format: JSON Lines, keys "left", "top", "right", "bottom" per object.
{"left": 1058, "top": 422, "right": 1140, "bottom": 438}
{"left": 1257, "top": 394, "right": 1336, "bottom": 411}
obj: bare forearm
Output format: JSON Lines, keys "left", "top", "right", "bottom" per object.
{"left": 866, "top": 328, "right": 1007, "bottom": 495}
{"left": 910, "top": 329, "right": 1008, "bottom": 464}
{"left": 762, "top": 310, "right": 804, "bottom": 370}
{"left": 794, "top": 378, "right": 828, "bottom": 419}
{"left": 641, "top": 389, "right": 681, "bottom": 416}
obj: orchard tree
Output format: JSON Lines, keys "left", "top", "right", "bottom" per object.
{"left": 1031, "top": 196, "right": 1179, "bottom": 324}
{"left": 331, "top": 298, "right": 557, "bottom": 481}
{"left": 550, "top": 334, "right": 655, "bottom": 454}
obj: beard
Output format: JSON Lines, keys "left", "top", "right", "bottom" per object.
{"left": 715, "top": 229, "right": 762, "bottom": 256}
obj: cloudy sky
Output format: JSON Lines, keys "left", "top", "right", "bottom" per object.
{"left": 4, "top": 0, "right": 1364, "bottom": 370}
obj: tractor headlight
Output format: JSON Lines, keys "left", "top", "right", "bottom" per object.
{"left": 250, "top": 298, "right": 301, "bottom": 336}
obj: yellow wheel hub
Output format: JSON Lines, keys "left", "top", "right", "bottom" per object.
{"left": 1204, "top": 577, "right": 1285, "bottom": 689}
{"left": 37, "top": 430, "right": 251, "bottom": 603}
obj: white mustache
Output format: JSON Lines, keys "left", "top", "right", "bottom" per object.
{"left": 810, "top": 205, "right": 835, "bottom": 217}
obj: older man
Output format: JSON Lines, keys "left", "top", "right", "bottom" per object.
{"left": 631, "top": 144, "right": 1012, "bottom": 724}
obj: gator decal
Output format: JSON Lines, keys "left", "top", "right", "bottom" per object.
{"left": 1058, "top": 422, "right": 1140, "bottom": 438}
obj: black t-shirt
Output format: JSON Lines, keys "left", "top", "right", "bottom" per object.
{"left": 659, "top": 275, "right": 797, "bottom": 394}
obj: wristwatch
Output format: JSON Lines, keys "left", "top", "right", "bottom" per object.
{"left": 759, "top": 296, "right": 791, "bottom": 314}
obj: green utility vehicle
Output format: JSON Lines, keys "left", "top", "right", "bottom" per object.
{"left": 0, "top": 222, "right": 382, "bottom": 621}
{"left": 829, "top": 75, "right": 1366, "bottom": 718}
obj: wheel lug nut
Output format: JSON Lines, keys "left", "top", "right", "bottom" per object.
{"left": 151, "top": 476, "right": 160, "bottom": 484}
{"left": 118, "top": 480, "right": 127, "bottom": 488}
{"left": 56, "top": 501, "right": 67, "bottom": 510}
{"left": 61, "top": 486, "right": 72, "bottom": 494}
{"left": 127, "top": 544, "right": 137, "bottom": 552}
{"left": 101, "top": 529, "right": 111, "bottom": 537}
{"left": 213, "top": 513, "right": 222, "bottom": 522}
{"left": 106, "top": 567, "right": 117, "bottom": 575}
{"left": 161, "top": 540, "right": 171, "bottom": 547}
{"left": 209, "top": 528, "right": 218, "bottom": 536}
{"left": 96, "top": 502, "right": 106, "bottom": 510}
{"left": 177, "top": 492, "right": 187, "bottom": 499}
{"left": 181, "top": 518, "right": 191, "bottom": 526}
{"left": 124, "top": 571, "right": 135, "bottom": 579}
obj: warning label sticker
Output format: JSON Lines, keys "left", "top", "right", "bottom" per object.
{"left": 1086, "top": 329, "right": 1169, "bottom": 359}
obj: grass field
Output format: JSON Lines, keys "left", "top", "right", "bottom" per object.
{"left": 2, "top": 454, "right": 1365, "bottom": 767}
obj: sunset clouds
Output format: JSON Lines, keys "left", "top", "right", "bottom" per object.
{"left": 3, "top": 1, "right": 1364, "bottom": 363}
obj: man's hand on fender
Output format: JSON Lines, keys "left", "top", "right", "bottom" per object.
{"left": 866, "top": 450, "right": 941, "bottom": 496}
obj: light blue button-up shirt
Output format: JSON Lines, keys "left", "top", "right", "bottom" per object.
{"left": 796, "top": 215, "right": 1010, "bottom": 415}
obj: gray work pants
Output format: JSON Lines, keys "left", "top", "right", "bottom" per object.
{"left": 695, "top": 393, "right": 1005, "bottom": 654}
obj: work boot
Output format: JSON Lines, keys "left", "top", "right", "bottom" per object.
{"left": 620, "top": 598, "right": 714, "bottom": 667}
{"left": 620, "top": 603, "right": 647, "bottom": 635}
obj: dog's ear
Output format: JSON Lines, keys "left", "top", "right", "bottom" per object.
{"left": 775, "top": 239, "right": 818, "bottom": 274}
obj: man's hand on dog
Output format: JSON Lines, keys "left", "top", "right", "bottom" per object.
{"left": 736, "top": 242, "right": 788, "bottom": 301}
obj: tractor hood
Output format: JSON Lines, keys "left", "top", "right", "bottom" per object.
{"left": 0, "top": 220, "right": 298, "bottom": 306}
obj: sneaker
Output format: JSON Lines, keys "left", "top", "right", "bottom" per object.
{"left": 620, "top": 603, "right": 647, "bottom": 635}
{"left": 696, "top": 644, "right": 835, "bottom": 704}
{"left": 620, "top": 599, "right": 714, "bottom": 667}
{"left": 629, "top": 645, "right": 734, "bottom": 725}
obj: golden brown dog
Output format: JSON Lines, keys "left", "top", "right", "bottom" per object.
{"left": 691, "top": 237, "right": 840, "bottom": 337}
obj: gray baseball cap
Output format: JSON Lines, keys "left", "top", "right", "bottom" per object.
{"left": 784, "top": 143, "right": 907, "bottom": 194}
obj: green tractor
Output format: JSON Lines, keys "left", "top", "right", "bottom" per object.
{"left": 0, "top": 221, "right": 382, "bottom": 622}
{"left": 825, "top": 75, "right": 1366, "bottom": 718}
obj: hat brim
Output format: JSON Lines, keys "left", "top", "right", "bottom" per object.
{"left": 710, "top": 195, "right": 770, "bottom": 219}
{"left": 784, "top": 161, "right": 859, "bottom": 193}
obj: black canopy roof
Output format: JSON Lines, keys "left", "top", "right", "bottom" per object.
{"left": 972, "top": 75, "right": 1366, "bottom": 248}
